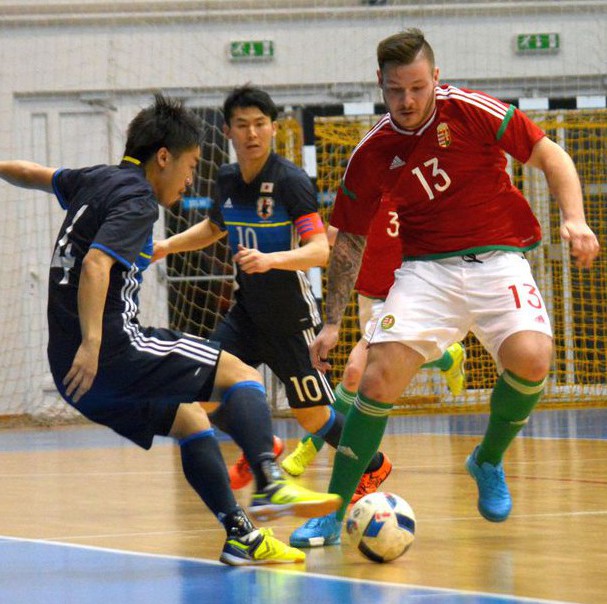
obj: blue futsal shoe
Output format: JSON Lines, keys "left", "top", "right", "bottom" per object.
{"left": 289, "top": 512, "right": 342, "bottom": 547}
{"left": 465, "top": 446, "right": 512, "bottom": 522}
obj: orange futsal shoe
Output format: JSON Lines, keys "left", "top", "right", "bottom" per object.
{"left": 350, "top": 453, "right": 393, "bottom": 504}
{"left": 229, "top": 436, "right": 285, "bottom": 490}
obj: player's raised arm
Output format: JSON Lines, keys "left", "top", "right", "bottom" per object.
{"left": 0, "top": 160, "right": 56, "bottom": 193}
{"left": 152, "top": 217, "right": 227, "bottom": 262}
{"left": 526, "top": 136, "right": 600, "bottom": 269}
{"left": 235, "top": 216, "right": 330, "bottom": 274}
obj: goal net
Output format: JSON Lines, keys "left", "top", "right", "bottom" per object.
{"left": 312, "top": 110, "right": 607, "bottom": 412}
{"left": 0, "top": 0, "right": 605, "bottom": 422}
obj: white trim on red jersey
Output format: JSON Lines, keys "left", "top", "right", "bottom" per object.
{"left": 436, "top": 85, "right": 510, "bottom": 121}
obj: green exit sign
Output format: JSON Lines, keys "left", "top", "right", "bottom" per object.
{"left": 229, "top": 40, "right": 274, "bottom": 61}
{"left": 516, "top": 33, "right": 560, "bottom": 54}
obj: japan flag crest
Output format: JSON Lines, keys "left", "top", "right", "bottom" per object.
{"left": 257, "top": 197, "right": 274, "bottom": 219}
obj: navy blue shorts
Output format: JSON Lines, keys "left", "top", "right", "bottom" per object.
{"left": 212, "top": 305, "right": 334, "bottom": 409}
{"left": 50, "top": 327, "right": 221, "bottom": 449}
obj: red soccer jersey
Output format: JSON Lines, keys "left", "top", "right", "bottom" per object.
{"left": 355, "top": 197, "right": 403, "bottom": 299}
{"left": 331, "top": 85, "right": 546, "bottom": 258}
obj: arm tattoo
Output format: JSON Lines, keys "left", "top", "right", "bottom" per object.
{"left": 324, "top": 231, "right": 366, "bottom": 325}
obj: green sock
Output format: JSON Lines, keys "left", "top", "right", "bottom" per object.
{"left": 477, "top": 370, "right": 545, "bottom": 466}
{"left": 327, "top": 393, "right": 393, "bottom": 521}
{"left": 422, "top": 349, "right": 453, "bottom": 371}
{"left": 302, "top": 383, "right": 355, "bottom": 452}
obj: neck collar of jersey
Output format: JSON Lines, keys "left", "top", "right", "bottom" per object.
{"left": 388, "top": 105, "right": 437, "bottom": 137}
{"left": 121, "top": 155, "right": 142, "bottom": 166}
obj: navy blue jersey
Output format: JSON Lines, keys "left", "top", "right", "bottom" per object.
{"left": 49, "top": 160, "right": 158, "bottom": 366}
{"left": 209, "top": 152, "right": 321, "bottom": 334}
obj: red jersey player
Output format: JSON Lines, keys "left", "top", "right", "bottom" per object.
{"left": 292, "top": 28, "right": 599, "bottom": 548}
{"left": 281, "top": 200, "right": 466, "bottom": 479}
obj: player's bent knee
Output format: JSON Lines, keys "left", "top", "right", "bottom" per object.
{"left": 169, "top": 402, "right": 211, "bottom": 440}
{"left": 506, "top": 358, "right": 551, "bottom": 383}
{"left": 214, "top": 351, "right": 262, "bottom": 390}
{"left": 342, "top": 364, "right": 363, "bottom": 391}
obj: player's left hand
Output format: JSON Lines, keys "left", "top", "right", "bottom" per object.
{"left": 151, "top": 239, "right": 170, "bottom": 263}
{"left": 560, "top": 220, "right": 600, "bottom": 269}
{"left": 234, "top": 244, "right": 273, "bottom": 274}
{"left": 63, "top": 342, "right": 99, "bottom": 403}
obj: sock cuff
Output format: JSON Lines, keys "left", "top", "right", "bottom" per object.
{"left": 221, "top": 380, "right": 266, "bottom": 405}
{"left": 335, "top": 382, "right": 356, "bottom": 404}
{"left": 355, "top": 393, "right": 393, "bottom": 417}
{"left": 315, "top": 406, "right": 336, "bottom": 438}
{"left": 501, "top": 370, "right": 546, "bottom": 395}
{"left": 179, "top": 428, "right": 215, "bottom": 447}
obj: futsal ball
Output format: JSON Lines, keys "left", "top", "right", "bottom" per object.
{"left": 346, "top": 492, "right": 416, "bottom": 563}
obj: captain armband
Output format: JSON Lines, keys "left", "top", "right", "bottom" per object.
{"left": 294, "top": 212, "right": 325, "bottom": 239}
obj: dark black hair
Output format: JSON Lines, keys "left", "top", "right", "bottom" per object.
{"left": 222, "top": 85, "right": 278, "bottom": 126}
{"left": 124, "top": 93, "right": 203, "bottom": 164}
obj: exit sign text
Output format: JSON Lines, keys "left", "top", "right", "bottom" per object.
{"left": 229, "top": 40, "right": 274, "bottom": 61}
{"left": 516, "top": 33, "right": 560, "bottom": 54}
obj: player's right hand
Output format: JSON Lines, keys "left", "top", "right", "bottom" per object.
{"left": 309, "top": 324, "right": 340, "bottom": 372}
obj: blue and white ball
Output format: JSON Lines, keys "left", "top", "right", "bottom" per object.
{"left": 346, "top": 492, "right": 416, "bottom": 563}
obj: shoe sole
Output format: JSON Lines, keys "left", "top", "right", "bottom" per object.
{"left": 248, "top": 496, "right": 341, "bottom": 522}
{"left": 219, "top": 552, "right": 305, "bottom": 566}
{"left": 290, "top": 534, "right": 341, "bottom": 548}
{"left": 476, "top": 505, "right": 510, "bottom": 523}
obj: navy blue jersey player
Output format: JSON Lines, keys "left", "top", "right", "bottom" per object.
{"left": 0, "top": 94, "right": 340, "bottom": 566}
{"left": 153, "top": 86, "right": 391, "bottom": 497}
{"left": 211, "top": 154, "right": 324, "bottom": 335}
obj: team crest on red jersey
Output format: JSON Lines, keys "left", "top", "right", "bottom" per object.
{"left": 437, "top": 122, "right": 452, "bottom": 148}
{"left": 257, "top": 197, "right": 274, "bottom": 219}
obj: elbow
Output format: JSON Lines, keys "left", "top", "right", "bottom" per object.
{"left": 318, "top": 242, "right": 330, "bottom": 267}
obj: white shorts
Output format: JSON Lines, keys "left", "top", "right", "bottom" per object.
{"left": 369, "top": 251, "right": 553, "bottom": 366}
{"left": 358, "top": 294, "right": 384, "bottom": 343}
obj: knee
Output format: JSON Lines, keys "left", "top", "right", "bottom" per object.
{"left": 170, "top": 402, "right": 211, "bottom": 440}
{"left": 217, "top": 352, "right": 263, "bottom": 388}
{"left": 504, "top": 346, "right": 553, "bottom": 382}
{"left": 342, "top": 362, "right": 363, "bottom": 392}
{"left": 513, "top": 360, "right": 550, "bottom": 383}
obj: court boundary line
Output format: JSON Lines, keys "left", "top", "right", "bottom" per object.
{"left": 0, "top": 533, "right": 574, "bottom": 604}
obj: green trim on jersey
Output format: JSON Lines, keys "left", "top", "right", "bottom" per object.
{"left": 496, "top": 104, "right": 516, "bottom": 141}
{"left": 339, "top": 181, "right": 357, "bottom": 200}
{"left": 402, "top": 240, "right": 541, "bottom": 261}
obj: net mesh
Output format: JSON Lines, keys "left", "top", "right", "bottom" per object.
{"left": 0, "top": 0, "right": 605, "bottom": 421}
{"left": 313, "top": 110, "right": 607, "bottom": 411}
